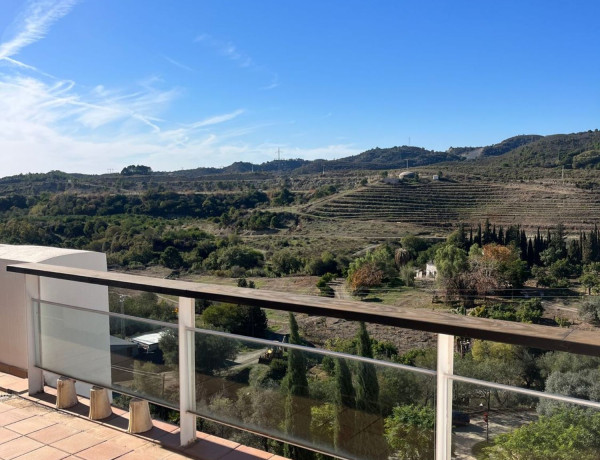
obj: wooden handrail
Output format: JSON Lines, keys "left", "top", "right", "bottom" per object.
{"left": 7, "top": 262, "right": 600, "bottom": 356}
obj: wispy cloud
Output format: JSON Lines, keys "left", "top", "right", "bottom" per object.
{"left": 261, "top": 74, "right": 280, "bottom": 90}
{"left": 189, "top": 109, "right": 245, "bottom": 129}
{"left": 161, "top": 55, "right": 195, "bottom": 72}
{"left": 195, "top": 33, "right": 254, "bottom": 68}
{"left": 0, "top": 0, "right": 79, "bottom": 61}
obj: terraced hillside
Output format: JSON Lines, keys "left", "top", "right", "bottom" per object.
{"left": 303, "top": 181, "right": 600, "bottom": 231}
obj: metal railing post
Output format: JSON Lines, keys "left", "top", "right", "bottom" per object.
{"left": 436, "top": 334, "right": 454, "bottom": 460}
{"left": 178, "top": 296, "right": 197, "bottom": 446}
{"left": 25, "top": 274, "right": 44, "bottom": 395}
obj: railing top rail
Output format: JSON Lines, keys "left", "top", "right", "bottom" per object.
{"left": 8, "top": 262, "right": 600, "bottom": 356}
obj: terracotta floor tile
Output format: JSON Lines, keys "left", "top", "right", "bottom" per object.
{"left": 28, "top": 424, "right": 81, "bottom": 444}
{"left": 0, "top": 408, "right": 35, "bottom": 426}
{"left": 5, "top": 414, "right": 56, "bottom": 435}
{"left": 106, "top": 433, "right": 150, "bottom": 451}
{"left": 84, "top": 425, "right": 121, "bottom": 441}
{"left": 152, "top": 420, "right": 179, "bottom": 433}
{"left": 130, "top": 425, "right": 172, "bottom": 442}
{"left": 0, "top": 403, "right": 15, "bottom": 414}
{"left": 50, "top": 432, "right": 104, "bottom": 454}
{"left": 6, "top": 380, "right": 28, "bottom": 394}
{"left": 40, "top": 410, "right": 77, "bottom": 425}
{"left": 3, "top": 399, "right": 35, "bottom": 410}
{"left": 15, "top": 445, "right": 70, "bottom": 460}
{"left": 223, "top": 445, "right": 273, "bottom": 459}
{"left": 62, "top": 416, "right": 96, "bottom": 430}
{"left": 75, "top": 440, "right": 133, "bottom": 460}
{"left": 116, "top": 445, "right": 173, "bottom": 460}
{"left": 0, "top": 426, "right": 20, "bottom": 444}
{"left": 100, "top": 415, "right": 129, "bottom": 431}
{"left": 0, "top": 436, "right": 44, "bottom": 459}
{"left": 183, "top": 435, "right": 239, "bottom": 460}
{"left": 203, "top": 435, "right": 240, "bottom": 449}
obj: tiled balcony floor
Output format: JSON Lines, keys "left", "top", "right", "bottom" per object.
{"left": 0, "top": 372, "right": 287, "bottom": 460}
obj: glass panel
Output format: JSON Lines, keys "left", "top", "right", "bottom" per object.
{"left": 454, "top": 336, "right": 600, "bottom": 404}
{"left": 452, "top": 381, "right": 600, "bottom": 459}
{"left": 108, "top": 287, "right": 179, "bottom": 327}
{"left": 190, "top": 329, "right": 436, "bottom": 460}
{"left": 34, "top": 301, "right": 179, "bottom": 408}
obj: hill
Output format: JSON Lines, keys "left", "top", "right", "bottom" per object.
{"left": 486, "top": 130, "right": 600, "bottom": 169}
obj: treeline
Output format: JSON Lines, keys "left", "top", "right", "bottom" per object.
{"left": 36, "top": 189, "right": 269, "bottom": 218}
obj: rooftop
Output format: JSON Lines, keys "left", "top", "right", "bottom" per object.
{"left": 0, "top": 372, "right": 285, "bottom": 460}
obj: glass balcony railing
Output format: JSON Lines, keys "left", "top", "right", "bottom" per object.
{"left": 8, "top": 261, "right": 600, "bottom": 460}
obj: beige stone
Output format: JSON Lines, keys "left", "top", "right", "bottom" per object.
{"left": 56, "top": 377, "right": 78, "bottom": 409}
{"left": 128, "top": 398, "right": 153, "bottom": 433}
{"left": 88, "top": 386, "right": 112, "bottom": 420}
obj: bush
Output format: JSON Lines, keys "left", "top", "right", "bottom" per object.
{"left": 580, "top": 296, "right": 600, "bottom": 324}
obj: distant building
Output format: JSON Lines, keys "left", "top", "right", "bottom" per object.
{"left": 416, "top": 261, "right": 438, "bottom": 279}
{"left": 131, "top": 330, "right": 169, "bottom": 353}
{"left": 426, "top": 262, "right": 438, "bottom": 278}
{"left": 433, "top": 174, "right": 439, "bottom": 180}
{"left": 399, "top": 171, "right": 415, "bottom": 179}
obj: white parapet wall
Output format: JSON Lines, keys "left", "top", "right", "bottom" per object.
{"left": 0, "top": 245, "right": 111, "bottom": 397}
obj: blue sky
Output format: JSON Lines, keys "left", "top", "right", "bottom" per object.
{"left": 0, "top": 0, "right": 599, "bottom": 176}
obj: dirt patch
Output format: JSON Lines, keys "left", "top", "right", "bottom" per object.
{"left": 298, "top": 315, "right": 435, "bottom": 354}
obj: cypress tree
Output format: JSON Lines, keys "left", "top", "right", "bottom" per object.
{"left": 483, "top": 218, "right": 492, "bottom": 245}
{"left": 527, "top": 238, "right": 535, "bottom": 266}
{"left": 353, "top": 322, "right": 386, "bottom": 459}
{"left": 498, "top": 226, "right": 505, "bottom": 246}
{"left": 520, "top": 230, "right": 528, "bottom": 261}
{"left": 334, "top": 358, "right": 355, "bottom": 453}
{"left": 355, "top": 322, "right": 379, "bottom": 413}
{"left": 283, "top": 313, "right": 313, "bottom": 459}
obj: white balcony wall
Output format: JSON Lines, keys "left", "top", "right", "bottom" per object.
{"left": 0, "top": 245, "right": 110, "bottom": 397}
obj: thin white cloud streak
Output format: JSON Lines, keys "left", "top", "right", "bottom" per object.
{"left": 0, "top": 0, "right": 79, "bottom": 60}
{"left": 188, "top": 109, "right": 245, "bottom": 129}
{"left": 261, "top": 74, "right": 280, "bottom": 90}
{"left": 161, "top": 55, "right": 195, "bottom": 72}
{"left": 0, "top": 74, "right": 274, "bottom": 176}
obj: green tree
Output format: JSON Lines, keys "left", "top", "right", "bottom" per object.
{"left": 482, "top": 410, "right": 600, "bottom": 460}
{"left": 353, "top": 322, "right": 385, "bottom": 459}
{"left": 435, "top": 243, "right": 471, "bottom": 304}
{"left": 159, "top": 328, "right": 238, "bottom": 375}
{"left": 160, "top": 246, "right": 184, "bottom": 269}
{"left": 384, "top": 405, "right": 434, "bottom": 460}
{"left": 201, "top": 303, "right": 267, "bottom": 338}
{"left": 355, "top": 322, "right": 379, "bottom": 414}
{"left": 579, "top": 296, "right": 600, "bottom": 324}
{"left": 333, "top": 358, "right": 355, "bottom": 452}
{"left": 581, "top": 262, "right": 600, "bottom": 295}
{"left": 283, "top": 313, "right": 313, "bottom": 459}
{"left": 271, "top": 249, "right": 304, "bottom": 275}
